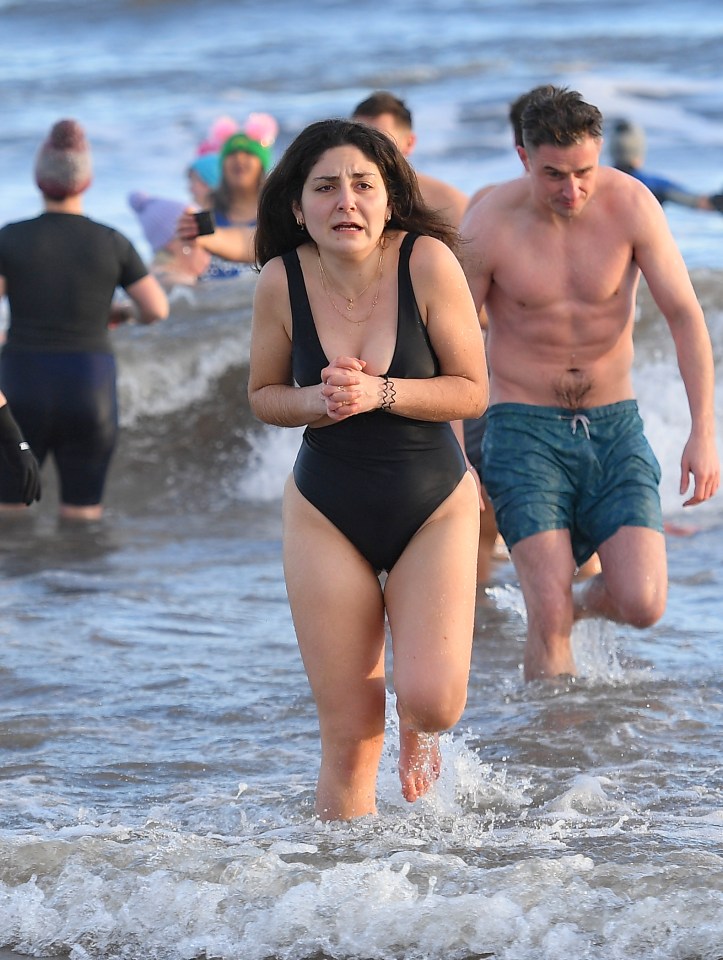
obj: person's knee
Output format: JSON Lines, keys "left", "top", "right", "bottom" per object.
{"left": 616, "top": 582, "right": 667, "bottom": 628}
{"left": 395, "top": 677, "right": 467, "bottom": 732}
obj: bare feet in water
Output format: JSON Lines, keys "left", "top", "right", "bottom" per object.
{"left": 398, "top": 725, "right": 441, "bottom": 802}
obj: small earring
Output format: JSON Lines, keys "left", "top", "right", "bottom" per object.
{"left": 296, "top": 218, "right": 305, "bottom": 228}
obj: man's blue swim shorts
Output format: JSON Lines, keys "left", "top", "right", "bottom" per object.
{"left": 481, "top": 400, "right": 664, "bottom": 566}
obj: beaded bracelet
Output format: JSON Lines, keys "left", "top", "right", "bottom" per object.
{"left": 380, "top": 375, "right": 396, "bottom": 412}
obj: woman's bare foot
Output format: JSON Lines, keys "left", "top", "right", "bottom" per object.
{"left": 398, "top": 726, "right": 441, "bottom": 802}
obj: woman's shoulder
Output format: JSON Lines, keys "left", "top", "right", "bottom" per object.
{"left": 257, "top": 254, "right": 288, "bottom": 286}
{"left": 256, "top": 250, "right": 302, "bottom": 299}
{"left": 404, "top": 232, "right": 459, "bottom": 272}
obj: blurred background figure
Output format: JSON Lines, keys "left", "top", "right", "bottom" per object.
{"left": 0, "top": 119, "right": 168, "bottom": 520}
{"left": 213, "top": 113, "right": 278, "bottom": 228}
{"left": 185, "top": 115, "right": 235, "bottom": 208}
{"left": 177, "top": 112, "right": 279, "bottom": 274}
{"left": 129, "top": 191, "right": 210, "bottom": 288}
{"left": 187, "top": 153, "right": 221, "bottom": 209}
{"left": 608, "top": 118, "right": 723, "bottom": 212}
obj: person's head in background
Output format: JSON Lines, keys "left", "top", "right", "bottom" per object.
{"left": 128, "top": 192, "right": 210, "bottom": 286}
{"left": 34, "top": 118, "right": 93, "bottom": 207}
{"left": 213, "top": 113, "right": 279, "bottom": 222}
{"left": 218, "top": 133, "right": 270, "bottom": 197}
{"left": 607, "top": 119, "right": 646, "bottom": 171}
{"left": 187, "top": 153, "right": 220, "bottom": 208}
{"left": 352, "top": 91, "right": 417, "bottom": 157}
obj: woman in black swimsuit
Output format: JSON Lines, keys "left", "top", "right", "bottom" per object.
{"left": 248, "top": 120, "right": 488, "bottom": 820}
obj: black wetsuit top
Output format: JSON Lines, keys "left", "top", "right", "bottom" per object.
{"left": 0, "top": 212, "right": 147, "bottom": 353}
{"left": 0, "top": 212, "right": 147, "bottom": 504}
{"left": 284, "top": 232, "right": 465, "bottom": 572}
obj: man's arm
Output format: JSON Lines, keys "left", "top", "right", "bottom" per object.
{"left": 633, "top": 188, "right": 719, "bottom": 504}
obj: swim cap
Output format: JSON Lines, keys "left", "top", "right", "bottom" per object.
{"left": 608, "top": 119, "right": 646, "bottom": 168}
{"left": 34, "top": 119, "right": 93, "bottom": 200}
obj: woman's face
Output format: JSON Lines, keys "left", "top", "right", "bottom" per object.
{"left": 293, "top": 144, "right": 391, "bottom": 256}
{"left": 222, "top": 150, "right": 264, "bottom": 193}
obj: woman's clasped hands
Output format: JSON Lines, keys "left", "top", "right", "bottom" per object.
{"left": 320, "top": 356, "right": 384, "bottom": 420}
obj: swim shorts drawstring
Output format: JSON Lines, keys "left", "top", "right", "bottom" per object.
{"left": 561, "top": 413, "right": 592, "bottom": 439}
{"left": 571, "top": 413, "right": 591, "bottom": 439}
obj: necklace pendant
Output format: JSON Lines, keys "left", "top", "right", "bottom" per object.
{"left": 346, "top": 300, "right": 353, "bottom": 311}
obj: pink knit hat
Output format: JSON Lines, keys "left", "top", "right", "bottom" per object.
{"left": 34, "top": 119, "right": 93, "bottom": 200}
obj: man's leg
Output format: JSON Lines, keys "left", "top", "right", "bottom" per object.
{"left": 574, "top": 525, "right": 667, "bottom": 627}
{"left": 510, "top": 529, "right": 579, "bottom": 680}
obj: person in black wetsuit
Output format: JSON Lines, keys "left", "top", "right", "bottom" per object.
{"left": 0, "top": 118, "right": 168, "bottom": 520}
{"left": 248, "top": 119, "right": 488, "bottom": 821}
{"left": 608, "top": 118, "right": 723, "bottom": 213}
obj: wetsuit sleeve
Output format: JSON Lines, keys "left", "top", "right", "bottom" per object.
{"left": 637, "top": 170, "right": 707, "bottom": 208}
{"left": 661, "top": 185, "right": 705, "bottom": 209}
{"left": 0, "top": 404, "right": 41, "bottom": 504}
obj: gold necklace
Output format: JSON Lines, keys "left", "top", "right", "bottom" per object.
{"left": 317, "top": 248, "right": 384, "bottom": 325}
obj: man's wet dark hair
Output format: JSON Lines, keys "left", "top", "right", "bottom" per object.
{"left": 508, "top": 84, "right": 558, "bottom": 148}
{"left": 520, "top": 86, "right": 603, "bottom": 151}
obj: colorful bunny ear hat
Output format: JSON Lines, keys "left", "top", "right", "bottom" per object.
{"left": 219, "top": 112, "right": 279, "bottom": 172}
{"left": 197, "top": 115, "right": 241, "bottom": 156}
{"left": 242, "top": 112, "right": 279, "bottom": 148}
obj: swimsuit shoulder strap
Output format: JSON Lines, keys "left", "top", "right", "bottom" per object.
{"left": 282, "top": 249, "right": 327, "bottom": 387}
{"left": 387, "top": 231, "right": 439, "bottom": 378}
{"left": 398, "top": 231, "right": 417, "bottom": 286}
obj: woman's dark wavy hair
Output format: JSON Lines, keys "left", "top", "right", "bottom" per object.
{"left": 254, "top": 118, "right": 459, "bottom": 267}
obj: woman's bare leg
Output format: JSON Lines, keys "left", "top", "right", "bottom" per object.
{"left": 384, "top": 472, "right": 480, "bottom": 803}
{"left": 283, "top": 479, "right": 387, "bottom": 820}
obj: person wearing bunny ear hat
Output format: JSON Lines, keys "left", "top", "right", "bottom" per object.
{"left": 177, "top": 113, "right": 280, "bottom": 268}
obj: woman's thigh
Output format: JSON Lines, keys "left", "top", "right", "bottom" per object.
{"left": 283, "top": 477, "right": 387, "bottom": 732}
{"left": 384, "top": 472, "right": 480, "bottom": 705}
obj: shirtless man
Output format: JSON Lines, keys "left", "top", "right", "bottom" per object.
{"left": 464, "top": 85, "right": 565, "bottom": 584}
{"left": 461, "top": 86, "right": 719, "bottom": 680}
{"left": 352, "top": 90, "right": 469, "bottom": 227}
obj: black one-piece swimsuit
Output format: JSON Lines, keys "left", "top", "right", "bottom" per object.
{"left": 283, "top": 232, "right": 465, "bottom": 572}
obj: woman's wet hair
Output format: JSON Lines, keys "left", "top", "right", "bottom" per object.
{"left": 255, "top": 118, "right": 459, "bottom": 266}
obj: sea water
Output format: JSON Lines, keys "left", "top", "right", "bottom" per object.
{"left": 0, "top": 1, "right": 722, "bottom": 957}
